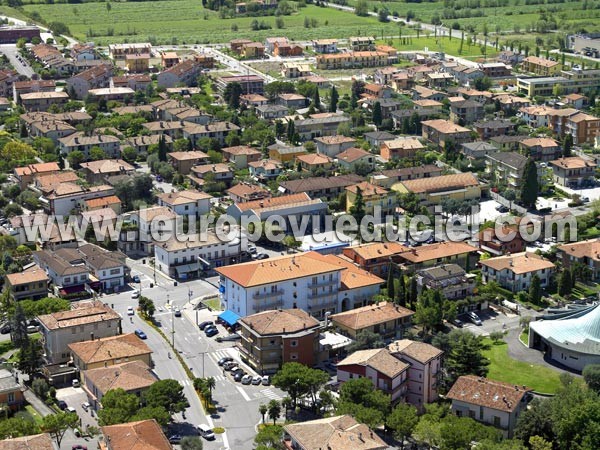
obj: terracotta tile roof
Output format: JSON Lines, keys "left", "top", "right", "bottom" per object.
{"left": 157, "top": 189, "right": 212, "bottom": 206}
{"left": 345, "top": 181, "right": 389, "bottom": 197}
{"left": 338, "top": 348, "right": 409, "bottom": 379}
{"left": 447, "top": 375, "right": 532, "bottom": 413}
{"left": 520, "top": 137, "right": 559, "bottom": 148}
{"left": 216, "top": 251, "right": 342, "bottom": 287}
{"left": 136, "top": 206, "right": 177, "bottom": 222}
{"left": 226, "top": 183, "right": 269, "bottom": 199}
{"left": 296, "top": 153, "right": 333, "bottom": 165}
{"left": 479, "top": 251, "right": 554, "bottom": 274}
{"left": 422, "top": 119, "right": 470, "bottom": 134}
{"left": 382, "top": 137, "right": 424, "bottom": 150}
{"left": 568, "top": 112, "right": 599, "bottom": 123}
{"left": 35, "top": 171, "right": 79, "bottom": 193}
{"left": 413, "top": 99, "right": 443, "bottom": 107}
{"left": 284, "top": 415, "right": 387, "bottom": 450}
{"left": 550, "top": 156, "right": 596, "bottom": 170}
{"left": 388, "top": 339, "right": 443, "bottom": 364}
{"left": 69, "top": 333, "right": 152, "bottom": 364}
{"left": 523, "top": 56, "right": 559, "bottom": 68}
{"left": 337, "top": 147, "right": 372, "bottom": 163}
{"left": 345, "top": 242, "right": 408, "bottom": 261}
{"left": 191, "top": 163, "right": 232, "bottom": 175}
{"left": 280, "top": 174, "right": 363, "bottom": 194}
{"left": 558, "top": 238, "right": 600, "bottom": 261}
{"left": 222, "top": 145, "right": 261, "bottom": 156}
{"left": 248, "top": 159, "right": 282, "bottom": 171}
{"left": 331, "top": 301, "right": 414, "bottom": 331}
{"left": 0, "top": 433, "right": 55, "bottom": 450}
{"left": 399, "top": 241, "right": 478, "bottom": 264}
{"left": 84, "top": 195, "right": 121, "bottom": 209}
{"left": 167, "top": 150, "right": 209, "bottom": 161}
{"left": 398, "top": 172, "right": 479, "bottom": 194}
{"left": 84, "top": 360, "right": 156, "bottom": 394}
{"left": 5, "top": 265, "right": 48, "bottom": 286}
{"left": 156, "top": 231, "right": 222, "bottom": 252}
{"left": 236, "top": 192, "right": 311, "bottom": 212}
{"left": 308, "top": 253, "right": 384, "bottom": 289}
{"left": 38, "top": 300, "right": 120, "bottom": 331}
{"left": 240, "top": 309, "right": 320, "bottom": 336}
{"left": 80, "top": 159, "right": 134, "bottom": 174}
{"left": 314, "top": 135, "right": 356, "bottom": 145}
{"left": 101, "top": 419, "right": 172, "bottom": 450}
{"left": 14, "top": 162, "right": 60, "bottom": 178}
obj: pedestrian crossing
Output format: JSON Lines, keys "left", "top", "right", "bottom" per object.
{"left": 259, "top": 389, "right": 283, "bottom": 401}
{"left": 209, "top": 348, "right": 238, "bottom": 364}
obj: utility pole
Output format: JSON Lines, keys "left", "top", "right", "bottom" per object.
{"left": 168, "top": 294, "right": 174, "bottom": 348}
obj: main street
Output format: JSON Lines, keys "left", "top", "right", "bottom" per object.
{"left": 103, "top": 262, "right": 284, "bottom": 449}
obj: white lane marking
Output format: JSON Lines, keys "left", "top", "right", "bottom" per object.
{"left": 235, "top": 385, "right": 251, "bottom": 402}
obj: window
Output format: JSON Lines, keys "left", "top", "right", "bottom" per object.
{"left": 290, "top": 340, "right": 298, "bottom": 347}
{"left": 7, "top": 393, "right": 14, "bottom": 403}
{"left": 493, "top": 416, "right": 501, "bottom": 427}
{"left": 290, "top": 353, "right": 298, "bottom": 360}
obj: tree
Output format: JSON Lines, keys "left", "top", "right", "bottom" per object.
{"left": 489, "top": 330, "right": 505, "bottom": 344}
{"left": 272, "top": 362, "right": 329, "bottom": 408}
{"left": 558, "top": 269, "right": 572, "bottom": 298}
{"left": 121, "top": 146, "right": 137, "bottom": 163}
{"left": 386, "top": 262, "right": 395, "bottom": 301}
{"left": 224, "top": 82, "right": 242, "bottom": 109}
{"left": 181, "top": 436, "right": 203, "bottom": 450}
{"left": 414, "top": 289, "right": 444, "bottom": 333}
{"left": 378, "top": 7, "right": 389, "bottom": 23}
{"left": 10, "top": 302, "right": 28, "bottom": 349}
{"left": 41, "top": 412, "right": 79, "bottom": 447}
{"left": 520, "top": 158, "right": 539, "bottom": 209}
{"left": 0, "top": 417, "right": 39, "bottom": 439}
{"left": 89, "top": 146, "right": 106, "bottom": 161}
{"left": 348, "top": 329, "right": 384, "bottom": 353}
{"left": 337, "top": 377, "right": 390, "bottom": 429}
{"left": 329, "top": 85, "right": 338, "bottom": 112}
{"left": 267, "top": 399, "right": 281, "bottom": 425}
{"left": 1, "top": 141, "right": 37, "bottom": 164}
{"left": 67, "top": 150, "right": 85, "bottom": 169}
{"left": 18, "top": 338, "right": 42, "bottom": 376}
{"left": 157, "top": 135, "right": 168, "bottom": 162}
{"left": 372, "top": 101, "right": 382, "bottom": 128}
{"left": 143, "top": 379, "right": 189, "bottom": 415}
{"left": 529, "top": 274, "right": 542, "bottom": 305}
{"left": 387, "top": 403, "right": 419, "bottom": 449}
{"left": 583, "top": 364, "right": 600, "bottom": 393}
{"left": 349, "top": 186, "right": 365, "bottom": 223}
{"left": 254, "top": 424, "right": 283, "bottom": 449}
{"left": 444, "top": 329, "right": 490, "bottom": 385}
{"left": 562, "top": 133, "right": 573, "bottom": 157}
{"left": 98, "top": 389, "right": 140, "bottom": 425}
{"left": 312, "top": 87, "right": 320, "bottom": 110}
{"left": 259, "top": 403, "right": 268, "bottom": 423}
{"left": 355, "top": 0, "right": 368, "bottom": 16}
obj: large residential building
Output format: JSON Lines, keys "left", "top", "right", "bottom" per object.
{"left": 480, "top": 252, "right": 555, "bottom": 292}
{"left": 342, "top": 242, "right": 408, "bottom": 277}
{"left": 337, "top": 348, "right": 409, "bottom": 402}
{"left": 421, "top": 119, "right": 472, "bottom": 149}
{"left": 33, "top": 248, "right": 91, "bottom": 296}
{"left": 485, "top": 152, "right": 529, "bottom": 191}
{"left": 238, "top": 308, "right": 320, "bottom": 375}
{"left": 0, "top": 368, "right": 24, "bottom": 413}
{"left": 521, "top": 56, "right": 561, "bottom": 76}
{"left": 216, "top": 75, "right": 264, "bottom": 95}
{"left": 397, "top": 241, "right": 480, "bottom": 272}
{"left": 69, "top": 333, "right": 152, "bottom": 371}
{"left": 79, "top": 159, "right": 135, "bottom": 184}
{"left": 66, "top": 64, "right": 113, "bottom": 99}
{"left": 37, "top": 300, "right": 121, "bottom": 364}
{"left": 58, "top": 132, "right": 121, "bottom": 158}
{"left": 108, "top": 43, "right": 151, "bottom": 60}
{"left": 283, "top": 415, "right": 387, "bottom": 450}
{"left": 125, "top": 206, "right": 177, "bottom": 255}
{"left": 100, "top": 419, "right": 172, "bottom": 450}
{"left": 5, "top": 264, "right": 49, "bottom": 301}
{"left": 388, "top": 339, "right": 443, "bottom": 409}
{"left": 557, "top": 238, "right": 600, "bottom": 281}
{"left": 157, "top": 190, "right": 211, "bottom": 217}
{"left": 447, "top": 375, "right": 532, "bottom": 437}
{"left": 157, "top": 58, "right": 205, "bottom": 88}
{"left": 380, "top": 137, "right": 424, "bottom": 161}
{"left": 393, "top": 173, "right": 481, "bottom": 210}
{"left": 330, "top": 301, "right": 413, "bottom": 340}
{"left": 315, "top": 51, "right": 387, "bottom": 70}
{"left": 345, "top": 182, "right": 396, "bottom": 216}
{"left": 216, "top": 251, "right": 382, "bottom": 319}
{"left": 416, "top": 264, "right": 475, "bottom": 301}
{"left": 279, "top": 175, "right": 363, "bottom": 201}
{"left": 550, "top": 156, "right": 597, "bottom": 187}
{"left": 519, "top": 137, "right": 561, "bottom": 162}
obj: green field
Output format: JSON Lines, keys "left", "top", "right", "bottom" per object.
{"left": 483, "top": 338, "right": 564, "bottom": 394}
{"left": 380, "top": 36, "right": 499, "bottom": 60}
{"left": 20, "top": 3, "right": 402, "bottom": 45}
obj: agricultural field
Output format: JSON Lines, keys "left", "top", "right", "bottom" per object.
{"left": 346, "top": 0, "right": 600, "bottom": 34}
{"left": 19, "top": 2, "right": 402, "bottom": 45}
{"left": 380, "top": 35, "right": 500, "bottom": 60}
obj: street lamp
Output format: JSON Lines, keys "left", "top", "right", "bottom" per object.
{"left": 168, "top": 294, "right": 175, "bottom": 348}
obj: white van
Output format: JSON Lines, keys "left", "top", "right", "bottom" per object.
{"left": 197, "top": 424, "right": 215, "bottom": 440}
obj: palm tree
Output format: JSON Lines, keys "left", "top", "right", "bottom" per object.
{"left": 206, "top": 377, "right": 216, "bottom": 399}
{"left": 267, "top": 400, "right": 281, "bottom": 425}
{"left": 281, "top": 397, "right": 292, "bottom": 420}
{"left": 259, "top": 403, "right": 268, "bottom": 424}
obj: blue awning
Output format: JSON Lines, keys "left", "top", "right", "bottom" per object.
{"left": 218, "top": 310, "right": 241, "bottom": 326}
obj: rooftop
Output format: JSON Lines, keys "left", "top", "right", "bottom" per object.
{"left": 479, "top": 251, "right": 555, "bottom": 274}
{"left": 38, "top": 300, "right": 120, "bottom": 331}
{"left": 388, "top": 339, "right": 443, "bottom": 364}
{"left": 240, "top": 308, "right": 320, "bottom": 336}
{"left": 398, "top": 241, "right": 479, "bottom": 264}
{"left": 5, "top": 264, "right": 48, "bottom": 286}
{"left": 397, "top": 172, "right": 479, "bottom": 194}
{"left": 338, "top": 348, "right": 409, "bottom": 379}
{"left": 447, "top": 375, "right": 531, "bottom": 413}
{"left": 100, "top": 419, "right": 172, "bottom": 450}
{"left": 84, "top": 360, "right": 156, "bottom": 394}
{"left": 331, "top": 301, "right": 414, "bottom": 331}
{"left": 69, "top": 333, "right": 152, "bottom": 364}
{"left": 550, "top": 156, "right": 597, "bottom": 170}
{"left": 157, "top": 189, "right": 212, "bottom": 206}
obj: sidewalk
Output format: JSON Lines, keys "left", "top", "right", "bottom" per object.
{"left": 23, "top": 389, "right": 54, "bottom": 417}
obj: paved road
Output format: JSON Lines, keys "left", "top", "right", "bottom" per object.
{"left": 103, "top": 264, "right": 284, "bottom": 449}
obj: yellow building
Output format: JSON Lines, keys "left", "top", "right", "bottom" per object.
{"left": 125, "top": 54, "right": 150, "bottom": 73}
{"left": 521, "top": 56, "right": 561, "bottom": 76}
{"left": 316, "top": 51, "right": 387, "bottom": 70}
{"left": 346, "top": 181, "right": 396, "bottom": 215}
{"left": 68, "top": 333, "right": 152, "bottom": 371}
{"left": 393, "top": 173, "right": 481, "bottom": 210}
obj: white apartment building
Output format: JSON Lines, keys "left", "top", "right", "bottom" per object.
{"left": 216, "top": 251, "right": 382, "bottom": 319}
{"left": 126, "top": 206, "right": 177, "bottom": 255}
{"left": 155, "top": 231, "right": 244, "bottom": 279}
{"left": 480, "top": 252, "right": 555, "bottom": 292}
{"left": 156, "top": 190, "right": 212, "bottom": 217}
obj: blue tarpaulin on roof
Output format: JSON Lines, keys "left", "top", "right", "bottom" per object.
{"left": 219, "top": 310, "right": 241, "bottom": 326}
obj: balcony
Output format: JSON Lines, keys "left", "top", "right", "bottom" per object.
{"left": 308, "top": 279, "right": 337, "bottom": 289}
{"left": 307, "top": 290, "right": 337, "bottom": 300}
{"left": 253, "top": 289, "right": 284, "bottom": 300}
{"left": 253, "top": 300, "right": 284, "bottom": 312}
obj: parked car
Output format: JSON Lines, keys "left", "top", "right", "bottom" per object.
{"left": 26, "top": 325, "right": 37, "bottom": 334}
{"left": 241, "top": 374, "right": 253, "bottom": 385}
{"left": 199, "top": 321, "right": 214, "bottom": 331}
{"left": 81, "top": 402, "right": 90, "bottom": 412}
{"left": 66, "top": 406, "right": 77, "bottom": 414}
{"left": 218, "top": 356, "right": 234, "bottom": 366}
{"left": 451, "top": 318, "right": 463, "bottom": 328}
{"left": 205, "top": 327, "right": 219, "bottom": 337}
{"left": 226, "top": 365, "right": 240, "bottom": 373}
{"left": 223, "top": 361, "right": 237, "bottom": 370}
{"left": 127, "top": 306, "right": 135, "bottom": 315}
{"left": 216, "top": 333, "right": 242, "bottom": 342}
{"left": 233, "top": 371, "right": 246, "bottom": 382}
{"left": 255, "top": 253, "right": 269, "bottom": 260}
{"left": 248, "top": 245, "right": 257, "bottom": 255}
{"left": 57, "top": 400, "right": 67, "bottom": 410}
{"left": 468, "top": 312, "right": 482, "bottom": 326}
{"left": 72, "top": 379, "right": 80, "bottom": 388}
{"left": 252, "top": 375, "right": 262, "bottom": 385}
{"left": 168, "top": 435, "right": 182, "bottom": 444}
{"left": 0, "top": 323, "right": 10, "bottom": 334}
{"left": 131, "top": 290, "right": 140, "bottom": 299}
{"left": 132, "top": 275, "right": 140, "bottom": 283}
{"left": 197, "top": 424, "right": 215, "bottom": 440}
{"left": 261, "top": 375, "right": 270, "bottom": 386}
{"left": 134, "top": 329, "right": 147, "bottom": 339}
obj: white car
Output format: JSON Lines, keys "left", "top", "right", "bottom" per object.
{"left": 131, "top": 290, "right": 140, "bottom": 299}
{"left": 127, "top": 306, "right": 135, "bottom": 316}
{"left": 252, "top": 375, "right": 262, "bottom": 385}
{"left": 241, "top": 374, "right": 253, "bottom": 385}
{"left": 72, "top": 379, "right": 80, "bottom": 388}
{"left": 261, "top": 375, "right": 270, "bottom": 386}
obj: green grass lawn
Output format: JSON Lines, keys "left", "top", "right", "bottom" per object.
{"left": 14, "top": 405, "right": 43, "bottom": 426}
{"left": 519, "top": 330, "right": 528, "bottom": 346}
{"left": 203, "top": 297, "right": 222, "bottom": 312}
{"left": 483, "top": 338, "right": 563, "bottom": 394}
{"left": 380, "top": 35, "right": 499, "bottom": 60}
{"left": 22, "top": 3, "right": 402, "bottom": 45}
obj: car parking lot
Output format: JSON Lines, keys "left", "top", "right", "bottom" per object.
{"left": 55, "top": 386, "right": 98, "bottom": 431}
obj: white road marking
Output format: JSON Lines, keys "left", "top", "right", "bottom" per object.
{"left": 235, "top": 385, "right": 251, "bottom": 402}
